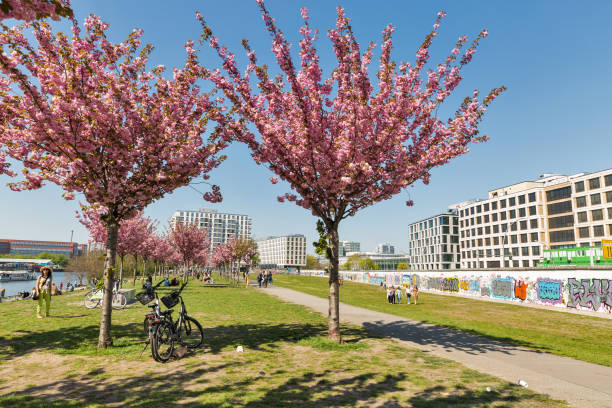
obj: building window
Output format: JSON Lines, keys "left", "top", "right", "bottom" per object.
{"left": 519, "top": 220, "right": 527, "bottom": 230}
{"left": 546, "top": 186, "right": 572, "bottom": 201}
{"left": 485, "top": 226, "right": 491, "bottom": 234}
{"left": 511, "top": 222, "right": 518, "bottom": 232}
{"left": 484, "top": 203, "right": 489, "bottom": 211}
{"left": 609, "top": 208, "right": 612, "bottom": 219}
{"left": 574, "top": 181, "right": 585, "bottom": 193}
{"left": 591, "top": 193, "right": 601, "bottom": 205}
{"left": 531, "top": 232, "right": 538, "bottom": 242}
{"left": 511, "top": 235, "right": 518, "bottom": 244}
{"left": 605, "top": 174, "right": 612, "bottom": 187}
{"left": 575, "top": 197, "right": 586, "bottom": 208}
{"left": 521, "top": 247, "right": 529, "bottom": 256}
{"left": 577, "top": 212, "right": 587, "bottom": 223}
{"left": 509, "top": 197, "right": 516, "bottom": 206}
{"left": 470, "top": 207, "right": 474, "bottom": 215}
{"left": 589, "top": 177, "right": 601, "bottom": 190}
{"left": 519, "top": 208, "right": 526, "bottom": 218}
{"left": 500, "top": 212, "right": 507, "bottom": 221}
{"left": 528, "top": 192, "right": 536, "bottom": 202}
{"left": 550, "top": 229, "right": 575, "bottom": 242}
{"left": 493, "top": 225, "right": 499, "bottom": 234}
{"left": 606, "top": 191, "right": 612, "bottom": 203}
{"left": 500, "top": 199, "right": 506, "bottom": 208}
{"left": 493, "top": 236, "right": 499, "bottom": 245}
{"left": 520, "top": 233, "right": 528, "bottom": 243}
{"left": 532, "top": 246, "right": 540, "bottom": 256}
{"left": 548, "top": 200, "right": 572, "bottom": 214}
{"left": 592, "top": 209, "right": 603, "bottom": 221}
{"left": 578, "top": 227, "right": 590, "bottom": 238}
{"left": 492, "top": 213, "right": 498, "bottom": 222}
{"left": 609, "top": 225, "right": 612, "bottom": 235}
{"left": 594, "top": 225, "right": 604, "bottom": 237}
{"left": 485, "top": 237, "right": 491, "bottom": 245}
{"left": 492, "top": 201, "right": 498, "bottom": 210}
{"left": 530, "top": 218, "right": 538, "bottom": 229}
{"left": 484, "top": 214, "right": 490, "bottom": 223}
{"left": 512, "top": 247, "right": 519, "bottom": 256}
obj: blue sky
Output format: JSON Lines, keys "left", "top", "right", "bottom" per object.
{"left": 1, "top": 0, "right": 610, "bottom": 254}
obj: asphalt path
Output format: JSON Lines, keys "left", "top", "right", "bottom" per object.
{"left": 261, "top": 285, "right": 612, "bottom": 408}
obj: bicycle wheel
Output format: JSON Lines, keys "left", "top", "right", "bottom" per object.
{"left": 84, "top": 290, "right": 100, "bottom": 309}
{"left": 178, "top": 316, "right": 204, "bottom": 349}
{"left": 111, "top": 293, "right": 127, "bottom": 310}
{"left": 151, "top": 320, "right": 174, "bottom": 362}
{"left": 143, "top": 317, "right": 150, "bottom": 339}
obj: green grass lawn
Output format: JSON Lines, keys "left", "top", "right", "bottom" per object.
{"left": 272, "top": 274, "right": 612, "bottom": 367}
{"left": 0, "top": 276, "right": 567, "bottom": 407}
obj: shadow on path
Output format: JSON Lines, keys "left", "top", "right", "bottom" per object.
{"left": 362, "top": 319, "right": 548, "bottom": 356}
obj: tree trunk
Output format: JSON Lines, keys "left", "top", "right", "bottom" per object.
{"left": 327, "top": 224, "right": 341, "bottom": 343}
{"left": 133, "top": 254, "right": 138, "bottom": 285}
{"left": 98, "top": 220, "right": 118, "bottom": 348}
{"left": 119, "top": 255, "right": 124, "bottom": 289}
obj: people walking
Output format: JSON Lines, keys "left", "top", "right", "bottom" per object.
{"left": 386, "top": 286, "right": 394, "bottom": 304}
{"left": 35, "top": 266, "right": 53, "bottom": 318}
{"left": 405, "top": 286, "right": 411, "bottom": 305}
{"left": 412, "top": 285, "right": 419, "bottom": 305}
{"left": 395, "top": 286, "right": 402, "bottom": 304}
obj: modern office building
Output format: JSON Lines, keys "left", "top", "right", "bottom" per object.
{"left": 376, "top": 243, "right": 395, "bottom": 254}
{"left": 0, "top": 239, "right": 87, "bottom": 258}
{"left": 407, "top": 210, "right": 460, "bottom": 270}
{"left": 256, "top": 235, "right": 306, "bottom": 269}
{"left": 169, "top": 208, "right": 252, "bottom": 250}
{"left": 339, "top": 240, "right": 360, "bottom": 256}
{"left": 339, "top": 252, "right": 409, "bottom": 271}
{"left": 454, "top": 168, "right": 612, "bottom": 269}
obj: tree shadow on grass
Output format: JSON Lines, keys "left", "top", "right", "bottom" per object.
{"left": 0, "top": 366, "right": 556, "bottom": 408}
{"left": 408, "top": 384, "right": 563, "bottom": 407}
{"left": 0, "top": 322, "right": 143, "bottom": 362}
{"left": 362, "top": 319, "right": 550, "bottom": 356}
{"left": 0, "top": 321, "right": 369, "bottom": 361}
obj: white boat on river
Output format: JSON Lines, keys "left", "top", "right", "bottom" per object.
{"left": 0, "top": 271, "right": 37, "bottom": 281}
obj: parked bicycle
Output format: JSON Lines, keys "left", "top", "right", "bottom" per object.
{"left": 137, "top": 281, "right": 203, "bottom": 362}
{"left": 83, "top": 287, "right": 127, "bottom": 310}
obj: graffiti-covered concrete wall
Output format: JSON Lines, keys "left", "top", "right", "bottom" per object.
{"left": 299, "top": 269, "right": 612, "bottom": 314}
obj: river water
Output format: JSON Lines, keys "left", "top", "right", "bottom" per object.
{"left": 0, "top": 271, "right": 83, "bottom": 297}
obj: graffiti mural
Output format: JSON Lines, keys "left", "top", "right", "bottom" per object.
{"left": 298, "top": 269, "right": 612, "bottom": 314}
{"left": 514, "top": 280, "right": 528, "bottom": 301}
{"left": 427, "top": 277, "right": 443, "bottom": 291}
{"left": 567, "top": 278, "right": 612, "bottom": 311}
{"left": 537, "top": 279, "right": 563, "bottom": 304}
{"left": 491, "top": 278, "right": 513, "bottom": 299}
{"left": 443, "top": 277, "right": 459, "bottom": 292}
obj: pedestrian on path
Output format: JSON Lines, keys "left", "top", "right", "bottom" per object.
{"left": 35, "top": 266, "right": 53, "bottom": 318}
{"left": 386, "top": 286, "right": 394, "bottom": 304}
{"left": 395, "top": 286, "right": 402, "bottom": 304}
{"left": 412, "top": 285, "right": 419, "bottom": 305}
{"left": 405, "top": 286, "right": 411, "bottom": 305}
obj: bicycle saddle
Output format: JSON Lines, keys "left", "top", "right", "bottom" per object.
{"left": 160, "top": 309, "right": 173, "bottom": 315}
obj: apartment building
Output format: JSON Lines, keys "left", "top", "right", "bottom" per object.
{"left": 169, "top": 209, "right": 252, "bottom": 250}
{"left": 456, "top": 168, "right": 612, "bottom": 269}
{"left": 376, "top": 243, "right": 395, "bottom": 254}
{"left": 339, "top": 240, "right": 360, "bottom": 256}
{"left": 408, "top": 210, "right": 460, "bottom": 270}
{"left": 256, "top": 235, "right": 306, "bottom": 269}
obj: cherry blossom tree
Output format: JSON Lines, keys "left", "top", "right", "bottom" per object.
{"left": 0, "top": 16, "right": 229, "bottom": 348}
{"left": 199, "top": 1, "right": 505, "bottom": 341}
{"left": 0, "top": 0, "right": 72, "bottom": 22}
{"left": 168, "top": 221, "right": 211, "bottom": 279}
{"left": 79, "top": 208, "right": 156, "bottom": 288}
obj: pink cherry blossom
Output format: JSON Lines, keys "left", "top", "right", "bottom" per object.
{"left": 0, "top": 15, "right": 230, "bottom": 348}
{"left": 199, "top": 1, "right": 504, "bottom": 342}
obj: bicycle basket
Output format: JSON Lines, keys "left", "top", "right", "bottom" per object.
{"left": 135, "top": 291, "right": 154, "bottom": 305}
{"left": 161, "top": 292, "right": 179, "bottom": 308}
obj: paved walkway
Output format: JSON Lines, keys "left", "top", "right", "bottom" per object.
{"left": 261, "top": 286, "right": 612, "bottom": 408}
